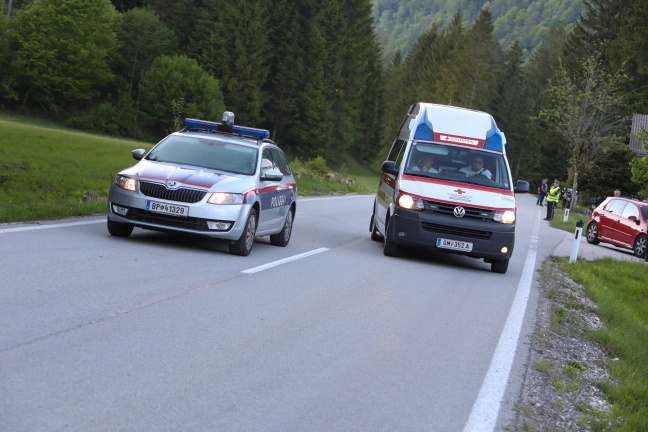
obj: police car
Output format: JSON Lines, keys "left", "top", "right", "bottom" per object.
{"left": 107, "top": 112, "right": 297, "bottom": 256}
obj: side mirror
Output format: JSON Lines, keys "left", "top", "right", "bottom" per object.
{"left": 628, "top": 215, "right": 640, "bottom": 225}
{"left": 381, "top": 161, "right": 398, "bottom": 176}
{"left": 514, "top": 180, "right": 530, "bottom": 193}
{"left": 132, "top": 149, "right": 146, "bottom": 160}
{"left": 261, "top": 169, "right": 283, "bottom": 182}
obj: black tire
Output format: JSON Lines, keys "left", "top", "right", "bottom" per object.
{"left": 370, "top": 213, "right": 383, "bottom": 242}
{"left": 383, "top": 217, "right": 400, "bottom": 257}
{"left": 229, "top": 208, "right": 257, "bottom": 256}
{"left": 632, "top": 234, "right": 646, "bottom": 258}
{"left": 107, "top": 218, "right": 133, "bottom": 237}
{"left": 491, "top": 259, "right": 509, "bottom": 274}
{"left": 585, "top": 222, "right": 600, "bottom": 245}
{"left": 270, "top": 208, "right": 294, "bottom": 247}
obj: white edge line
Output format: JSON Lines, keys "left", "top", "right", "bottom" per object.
{"left": 0, "top": 219, "right": 104, "bottom": 234}
{"left": 242, "top": 247, "right": 329, "bottom": 274}
{"left": 463, "top": 210, "right": 541, "bottom": 432}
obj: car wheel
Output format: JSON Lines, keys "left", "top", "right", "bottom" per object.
{"left": 229, "top": 208, "right": 257, "bottom": 256}
{"left": 270, "top": 207, "right": 294, "bottom": 247}
{"left": 491, "top": 258, "right": 509, "bottom": 274}
{"left": 632, "top": 234, "right": 646, "bottom": 258}
{"left": 383, "top": 217, "right": 400, "bottom": 257}
{"left": 585, "top": 222, "right": 600, "bottom": 245}
{"left": 107, "top": 218, "right": 133, "bottom": 237}
{"left": 370, "top": 213, "right": 383, "bottom": 242}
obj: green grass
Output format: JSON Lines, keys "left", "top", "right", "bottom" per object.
{"left": 0, "top": 116, "right": 378, "bottom": 223}
{"left": 563, "top": 259, "right": 648, "bottom": 431}
{"left": 548, "top": 205, "right": 592, "bottom": 233}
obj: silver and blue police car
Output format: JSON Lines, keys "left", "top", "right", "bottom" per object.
{"left": 107, "top": 112, "right": 297, "bottom": 256}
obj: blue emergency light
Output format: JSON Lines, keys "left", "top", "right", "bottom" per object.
{"left": 184, "top": 113, "right": 270, "bottom": 140}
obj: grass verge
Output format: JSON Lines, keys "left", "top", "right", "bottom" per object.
{"left": 563, "top": 259, "right": 648, "bottom": 431}
{"left": 0, "top": 116, "right": 378, "bottom": 223}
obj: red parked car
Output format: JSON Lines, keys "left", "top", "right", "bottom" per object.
{"left": 586, "top": 196, "right": 648, "bottom": 257}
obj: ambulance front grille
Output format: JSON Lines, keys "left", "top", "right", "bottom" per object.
{"left": 421, "top": 222, "right": 492, "bottom": 240}
{"left": 423, "top": 200, "right": 495, "bottom": 219}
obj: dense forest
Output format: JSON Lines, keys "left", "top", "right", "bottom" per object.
{"left": 1, "top": 0, "right": 648, "bottom": 200}
{"left": 372, "top": 0, "right": 584, "bottom": 63}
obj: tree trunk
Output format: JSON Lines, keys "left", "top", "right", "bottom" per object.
{"left": 572, "top": 169, "right": 579, "bottom": 209}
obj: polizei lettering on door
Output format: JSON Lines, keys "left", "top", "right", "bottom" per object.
{"left": 271, "top": 194, "right": 287, "bottom": 208}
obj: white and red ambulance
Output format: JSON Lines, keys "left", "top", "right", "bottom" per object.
{"left": 370, "top": 102, "right": 529, "bottom": 274}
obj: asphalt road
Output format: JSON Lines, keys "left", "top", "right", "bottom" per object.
{"left": 1, "top": 193, "right": 574, "bottom": 431}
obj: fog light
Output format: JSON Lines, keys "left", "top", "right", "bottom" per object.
{"left": 112, "top": 204, "right": 128, "bottom": 216}
{"left": 207, "top": 221, "right": 232, "bottom": 231}
{"left": 501, "top": 246, "right": 509, "bottom": 254}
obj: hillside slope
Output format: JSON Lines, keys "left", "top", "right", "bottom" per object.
{"left": 372, "top": 0, "right": 583, "bottom": 62}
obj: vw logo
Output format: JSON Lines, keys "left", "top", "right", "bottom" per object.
{"left": 453, "top": 206, "right": 466, "bottom": 218}
{"left": 166, "top": 180, "right": 178, "bottom": 189}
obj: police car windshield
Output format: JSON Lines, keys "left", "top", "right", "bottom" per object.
{"left": 405, "top": 143, "right": 511, "bottom": 190}
{"left": 146, "top": 136, "right": 258, "bottom": 175}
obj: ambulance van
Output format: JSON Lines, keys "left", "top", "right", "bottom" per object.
{"left": 369, "top": 102, "right": 529, "bottom": 274}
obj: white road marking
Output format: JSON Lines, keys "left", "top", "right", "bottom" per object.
{"left": 0, "top": 219, "right": 104, "bottom": 234}
{"left": 241, "top": 247, "right": 329, "bottom": 274}
{"left": 463, "top": 210, "right": 541, "bottom": 432}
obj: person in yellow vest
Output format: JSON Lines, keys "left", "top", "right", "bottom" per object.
{"left": 544, "top": 179, "right": 561, "bottom": 220}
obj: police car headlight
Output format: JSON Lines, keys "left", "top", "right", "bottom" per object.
{"left": 113, "top": 175, "right": 137, "bottom": 192}
{"left": 208, "top": 192, "right": 244, "bottom": 205}
{"left": 397, "top": 193, "right": 424, "bottom": 210}
{"left": 494, "top": 210, "right": 516, "bottom": 224}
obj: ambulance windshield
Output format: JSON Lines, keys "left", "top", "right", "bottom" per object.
{"left": 404, "top": 143, "right": 511, "bottom": 190}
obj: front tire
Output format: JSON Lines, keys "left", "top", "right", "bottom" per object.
{"left": 270, "top": 208, "right": 294, "bottom": 247}
{"left": 586, "top": 222, "right": 600, "bottom": 245}
{"left": 370, "top": 213, "right": 383, "bottom": 242}
{"left": 383, "top": 217, "right": 400, "bottom": 257}
{"left": 633, "top": 234, "right": 646, "bottom": 258}
{"left": 491, "top": 259, "right": 509, "bottom": 274}
{"left": 229, "top": 208, "right": 257, "bottom": 256}
{"left": 107, "top": 218, "right": 133, "bottom": 237}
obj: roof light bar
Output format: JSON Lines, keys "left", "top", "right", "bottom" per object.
{"left": 184, "top": 117, "right": 270, "bottom": 140}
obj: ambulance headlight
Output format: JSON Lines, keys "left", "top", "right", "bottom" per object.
{"left": 494, "top": 210, "right": 516, "bottom": 224}
{"left": 397, "top": 193, "right": 424, "bottom": 210}
{"left": 208, "top": 193, "right": 244, "bottom": 205}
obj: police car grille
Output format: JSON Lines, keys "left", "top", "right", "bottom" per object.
{"left": 124, "top": 208, "right": 209, "bottom": 231}
{"left": 421, "top": 222, "right": 492, "bottom": 240}
{"left": 140, "top": 181, "right": 207, "bottom": 203}
{"left": 423, "top": 200, "right": 495, "bottom": 219}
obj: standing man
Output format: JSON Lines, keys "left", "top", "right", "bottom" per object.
{"left": 544, "top": 179, "right": 561, "bottom": 220}
{"left": 536, "top": 178, "right": 548, "bottom": 206}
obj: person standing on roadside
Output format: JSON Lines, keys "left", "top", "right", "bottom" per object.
{"left": 536, "top": 178, "right": 548, "bottom": 206}
{"left": 544, "top": 179, "right": 561, "bottom": 220}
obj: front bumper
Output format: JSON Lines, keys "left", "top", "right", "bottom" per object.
{"left": 388, "top": 207, "right": 515, "bottom": 260}
{"left": 108, "top": 185, "right": 250, "bottom": 240}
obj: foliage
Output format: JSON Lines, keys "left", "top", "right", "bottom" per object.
{"left": 139, "top": 55, "right": 225, "bottom": 136}
{"left": 630, "top": 129, "right": 648, "bottom": 198}
{"left": 538, "top": 54, "right": 631, "bottom": 208}
{"left": 9, "top": 0, "right": 119, "bottom": 113}
{"left": 372, "top": 0, "right": 583, "bottom": 64}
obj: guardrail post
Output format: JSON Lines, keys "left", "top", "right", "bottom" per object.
{"left": 570, "top": 219, "right": 583, "bottom": 263}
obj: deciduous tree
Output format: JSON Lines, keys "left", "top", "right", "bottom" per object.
{"left": 539, "top": 54, "right": 630, "bottom": 208}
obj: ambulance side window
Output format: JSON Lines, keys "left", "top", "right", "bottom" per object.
{"left": 387, "top": 139, "right": 407, "bottom": 170}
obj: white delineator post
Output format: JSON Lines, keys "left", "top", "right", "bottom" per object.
{"left": 563, "top": 207, "right": 570, "bottom": 223}
{"left": 570, "top": 220, "right": 583, "bottom": 263}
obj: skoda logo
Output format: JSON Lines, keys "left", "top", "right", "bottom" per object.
{"left": 453, "top": 206, "right": 466, "bottom": 218}
{"left": 166, "top": 180, "right": 178, "bottom": 189}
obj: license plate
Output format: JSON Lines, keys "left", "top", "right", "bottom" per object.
{"left": 145, "top": 200, "right": 188, "bottom": 217}
{"left": 436, "top": 238, "right": 473, "bottom": 252}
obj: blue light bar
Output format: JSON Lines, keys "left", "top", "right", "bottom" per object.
{"left": 184, "top": 118, "right": 270, "bottom": 140}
